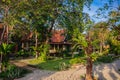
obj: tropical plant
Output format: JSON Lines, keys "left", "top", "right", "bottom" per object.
{"left": 72, "top": 27, "right": 94, "bottom": 80}
{"left": 0, "top": 64, "right": 31, "bottom": 80}
{"left": 39, "top": 44, "right": 50, "bottom": 61}
{"left": 0, "top": 43, "right": 13, "bottom": 71}
{"left": 31, "top": 44, "right": 50, "bottom": 61}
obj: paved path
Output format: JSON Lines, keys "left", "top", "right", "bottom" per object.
{"left": 10, "top": 60, "right": 37, "bottom": 71}
{"left": 14, "top": 60, "right": 120, "bottom": 80}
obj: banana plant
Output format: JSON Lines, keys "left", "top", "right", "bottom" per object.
{"left": 0, "top": 43, "right": 13, "bottom": 71}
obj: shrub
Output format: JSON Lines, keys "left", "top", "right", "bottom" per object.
{"left": 62, "top": 50, "right": 70, "bottom": 58}
{"left": 0, "top": 64, "right": 31, "bottom": 80}
{"left": 0, "top": 43, "right": 14, "bottom": 71}
{"left": 69, "top": 57, "right": 86, "bottom": 65}
{"left": 58, "top": 62, "right": 70, "bottom": 70}
{"left": 90, "top": 52, "right": 99, "bottom": 62}
{"left": 96, "top": 55, "right": 114, "bottom": 63}
{"left": 17, "top": 49, "right": 32, "bottom": 58}
{"left": 31, "top": 44, "right": 50, "bottom": 61}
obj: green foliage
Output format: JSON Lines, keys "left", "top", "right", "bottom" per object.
{"left": 31, "top": 46, "right": 38, "bottom": 56}
{"left": 0, "top": 64, "right": 31, "bottom": 80}
{"left": 62, "top": 48, "right": 71, "bottom": 58}
{"left": 96, "top": 55, "right": 115, "bottom": 63}
{"left": 31, "top": 44, "right": 50, "bottom": 61}
{"left": 0, "top": 43, "right": 13, "bottom": 55}
{"left": 109, "top": 38, "right": 120, "bottom": 55}
{"left": 110, "top": 45, "right": 120, "bottom": 55}
{"left": 39, "top": 44, "right": 50, "bottom": 61}
{"left": 17, "top": 49, "right": 31, "bottom": 57}
{"left": 90, "top": 51, "right": 117, "bottom": 63}
{"left": 0, "top": 43, "right": 14, "bottom": 70}
{"left": 72, "top": 28, "right": 88, "bottom": 48}
{"left": 17, "top": 49, "right": 25, "bottom": 56}
{"left": 90, "top": 52, "right": 99, "bottom": 61}
{"left": 69, "top": 57, "right": 86, "bottom": 65}
{"left": 58, "top": 62, "right": 70, "bottom": 70}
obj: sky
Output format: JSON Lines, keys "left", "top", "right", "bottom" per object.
{"left": 83, "top": 0, "right": 120, "bottom": 23}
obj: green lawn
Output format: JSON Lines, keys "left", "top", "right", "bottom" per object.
{"left": 29, "top": 58, "right": 70, "bottom": 71}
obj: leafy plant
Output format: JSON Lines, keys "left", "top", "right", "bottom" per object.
{"left": 31, "top": 44, "right": 50, "bottom": 61}
{"left": 109, "top": 36, "right": 120, "bottom": 55}
{"left": 17, "top": 49, "right": 31, "bottom": 57}
{"left": 58, "top": 62, "right": 70, "bottom": 70}
{"left": 39, "top": 44, "right": 50, "bottom": 61}
{"left": 90, "top": 52, "right": 99, "bottom": 62}
{"left": 69, "top": 57, "right": 86, "bottom": 65}
{"left": 96, "top": 55, "right": 114, "bottom": 63}
{"left": 0, "top": 43, "right": 14, "bottom": 71}
{"left": 0, "top": 64, "right": 31, "bottom": 80}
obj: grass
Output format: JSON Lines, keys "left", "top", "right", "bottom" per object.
{"left": 18, "top": 53, "right": 120, "bottom": 71}
{"left": 29, "top": 58, "right": 71, "bottom": 71}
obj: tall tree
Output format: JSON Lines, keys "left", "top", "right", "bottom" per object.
{"left": 0, "top": 0, "right": 20, "bottom": 44}
{"left": 15, "top": 0, "right": 93, "bottom": 59}
{"left": 92, "top": 22, "right": 110, "bottom": 53}
{"left": 72, "top": 27, "right": 93, "bottom": 80}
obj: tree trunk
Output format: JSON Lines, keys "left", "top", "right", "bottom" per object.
{"left": 35, "top": 51, "right": 39, "bottom": 59}
{"left": 100, "top": 42, "right": 102, "bottom": 53}
{"left": 6, "top": 25, "right": 9, "bottom": 44}
{"left": 45, "top": 37, "right": 49, "bottom": 44}
{"left": 0, "top": 54, "right": 3, "bottom": 71}
{"left": 85, "top": 56, "right": 93, "bottom": 80}
{"left": 45, "top": 19, "right": 55, "bottom": 44}
{"left": 35, "top": 32, "right": 39, "bottom": 58}
{"left": 0, "top": 25, "right": 5, "bottom": 43}
{"left": 85, "top": 33, "right": 93, "bottom": 80}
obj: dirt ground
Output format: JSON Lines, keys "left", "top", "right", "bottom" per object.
{"left": 15, "top": 59, "right": 120, "bottom": 80}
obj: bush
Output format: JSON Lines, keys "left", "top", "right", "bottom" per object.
{"left": 31, "top": 44, "right": 50, "bottom": 61}
{"left": 109, "top": 39, "right": 120, "bottom": 55}
{"left": 58, "top": 62, "right": 70, "bottom": 70}
{"left": 0, "top": 64, "right": 31, "bottom": 80}
{"left": 96, "top": 55, "right": 114, "bottom": 63}
{"left": 62, "top": 50, "right": 71, "bottom": 58}
{"left": 69, "top": 57, "right": 86, "bottom": 65}
{"left": 39, "top": 44, "right": 50, "bottom": 61}
{"left": 17, "top": 49, "right": 31, "bottom": 57}
{"left": 110, "top": 45, "right": 120, "bottom": 55}
{"left": 39, "top": 52, "right": 47, "bottom": 61}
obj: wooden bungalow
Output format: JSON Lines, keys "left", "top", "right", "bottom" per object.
{"left": 21, "top": 31, "right": 34, "bottom": 50}
{"left": 49, "top": 29, "right": 72, "bottom": 54}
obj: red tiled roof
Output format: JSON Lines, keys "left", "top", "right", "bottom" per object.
{"left": 51, "top": 30, "right": 65, "bottom": 42}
